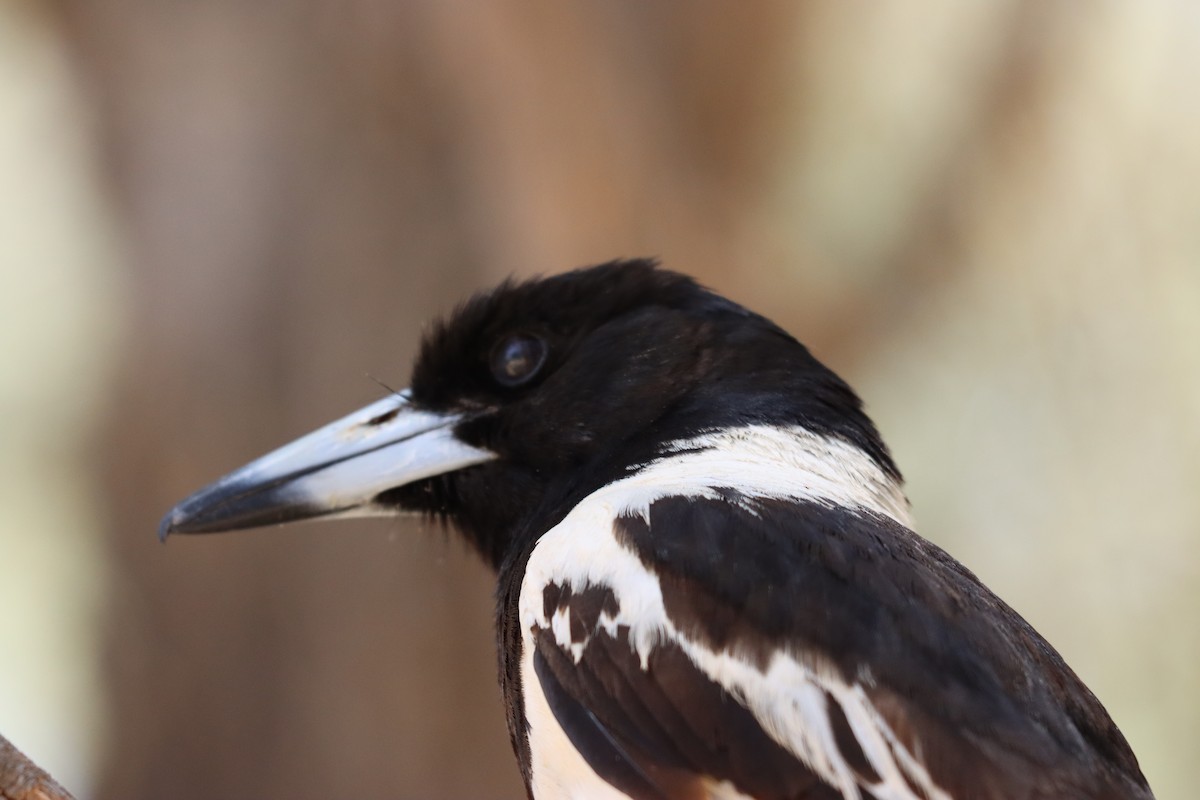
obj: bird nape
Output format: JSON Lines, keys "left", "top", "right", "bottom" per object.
{"left": 161, "top": 259, "right": 1153, "bottom": 800}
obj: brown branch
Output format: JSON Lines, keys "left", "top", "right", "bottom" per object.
{"left": 0, "top": 734, "right": 74, "bottom": 800}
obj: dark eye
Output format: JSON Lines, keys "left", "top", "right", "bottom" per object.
{"left": 490, "top": 333, "right": 548, "bottom": 387}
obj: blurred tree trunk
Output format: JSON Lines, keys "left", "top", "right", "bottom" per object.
{"left": 56, "top": 4, "right": 801, "bottom": 798}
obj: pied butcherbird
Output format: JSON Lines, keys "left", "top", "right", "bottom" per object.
{"left": 162, "top": 260, "right": 1153, "bottom": 800}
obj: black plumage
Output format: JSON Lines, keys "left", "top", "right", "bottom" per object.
{"left": 161, "top": 259, "right": 1153, "bottom": 800}
{"left": 537, "top": 497, "right": 1146, "bottom": 799}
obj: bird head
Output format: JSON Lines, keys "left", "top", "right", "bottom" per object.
{"left": 161, "top": 259, "right": 896, "bottom": 567}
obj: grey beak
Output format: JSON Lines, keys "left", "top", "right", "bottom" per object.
{"left": 159, "top": 392, "right": 495, "bottom": 540}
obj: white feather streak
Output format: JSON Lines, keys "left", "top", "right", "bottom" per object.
{"left": 519, "top": 425, "right": 947, "bottom": 800}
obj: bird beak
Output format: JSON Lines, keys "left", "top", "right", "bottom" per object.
{"left": 159, "top": 392, "right": 496, "bottom": 540}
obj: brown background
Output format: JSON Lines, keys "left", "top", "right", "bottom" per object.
{"left": 1, "top": 3, "right": 1197, "bottom": 799}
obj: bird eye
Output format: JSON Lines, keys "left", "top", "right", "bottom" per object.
{"left": 490, "top": 333, "right": 548, "bottom": 388}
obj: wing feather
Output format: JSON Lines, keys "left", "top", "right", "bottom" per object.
{"left": 515, "top": 490, "right": 1151, "bottom": 800}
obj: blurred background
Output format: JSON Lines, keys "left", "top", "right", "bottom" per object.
{"left": 1, "top": 2, "right": 1197, "bottom": 798}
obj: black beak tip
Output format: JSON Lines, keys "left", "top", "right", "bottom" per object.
{"left": 158, "top": 496, "right": 209, "bottom": 540}
{"left": 158, "top": 508, "right": 181, "bottom": 542}
{"left": 155, "top": 481, "right": 333, "bottom": 541}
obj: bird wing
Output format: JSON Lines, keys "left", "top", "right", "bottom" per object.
{"left": 516, "top": 490, "right": 1151, "bottom": 800}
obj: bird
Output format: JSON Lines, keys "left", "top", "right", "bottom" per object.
{"left": 161, "top": 259, "right": 1153, "bottom": 800}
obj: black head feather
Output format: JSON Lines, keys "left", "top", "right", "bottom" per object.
{"left": 385, "top": 258, "right": 899, "bottom": 567}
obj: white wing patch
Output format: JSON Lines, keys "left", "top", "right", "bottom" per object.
{"left": 613, "top": 424, "right": 912, "bottom": 528}
{"left": 519, "top": 426, "right": 947, "bottom": 800}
